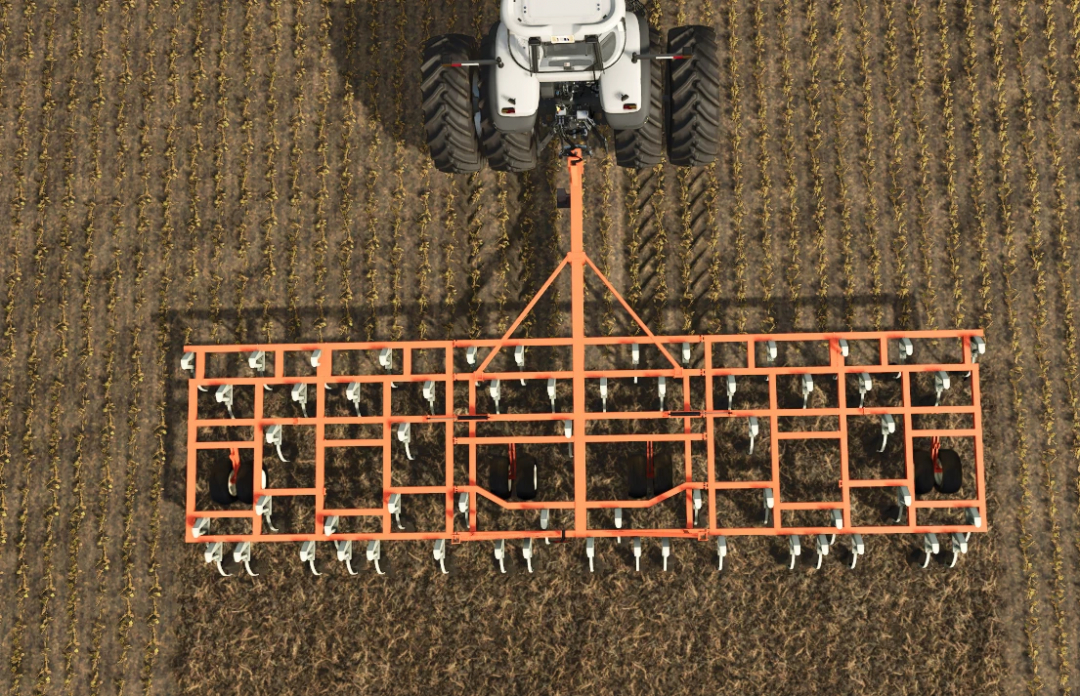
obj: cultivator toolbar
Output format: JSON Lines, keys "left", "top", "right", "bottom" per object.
{"left": 183, "top": 152, "right": 986, "bottom": 575}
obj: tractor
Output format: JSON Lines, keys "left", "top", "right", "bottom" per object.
{"left": 420, "top": 0, "right": 721, "bottom": 172}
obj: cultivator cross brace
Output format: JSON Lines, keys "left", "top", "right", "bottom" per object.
{"left": 183, "top": 152, "right": 987, "bottom": 575}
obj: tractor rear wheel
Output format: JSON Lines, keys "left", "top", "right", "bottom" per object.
{"left": 480, "top": 28, "right": 538, "bottom": 172}
{"left": 667, "top": 25, "right": 721, "bottom": 166}
{"left": 421, "top": 34, "right": 484, "bottom": 173}
{"left": 614, "top": 26, "right": 665, "bottom": 168}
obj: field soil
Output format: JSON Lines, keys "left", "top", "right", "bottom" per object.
{"left": 0, "top": 0, "right": 1078, "bottom": 693}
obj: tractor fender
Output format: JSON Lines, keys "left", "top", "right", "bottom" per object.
{"left": 601, "top": 12, "right": 649, "bottom": 130}
{"left": 488, "top": 23, "right": 540, "bottom": 133}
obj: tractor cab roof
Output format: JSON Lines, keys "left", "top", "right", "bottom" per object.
{"left": 501, "top": 0, "right": 625, "bottom": 41}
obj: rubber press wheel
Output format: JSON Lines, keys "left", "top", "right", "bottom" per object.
{"left": 628, "top": 454, "right": 649, "bottom": 499}
{"left": 666, "top": 25, "right": 721, "bottom": 166}
{"left": 479, "top": 26, "right": 538, "bottom": 172}
{"left": 421, "top": 34, "right": 484, "bottom": 173}
{"left": 935, "top": 448, "right": 963, "bottom": 495}
{"left": 652, "top": 452, "right": 674, "bottom": 496}
{"left": 614, "top": 25, "right": 665, "bottom": 168}
{"left": 235, "top": 461, "right": 255, "bottom": 505}
{"left": 515, "top": 453, "right": 538, "bottom": 501}
{"left": 208, "top": 456, "right": 237, "bottom": 506}
{"left": 489, "top": 455, "right": 512, "bottom": 500}
{"left": 913, "top": 449, "right": 935, "bottom": 496}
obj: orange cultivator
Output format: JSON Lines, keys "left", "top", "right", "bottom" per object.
{"left": 183, "top": 152, "right": 986, "bottom": 575}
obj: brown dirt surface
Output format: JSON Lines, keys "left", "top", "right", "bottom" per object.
{"left": 0, "top": 0, "right": 1078, "bottom": 693}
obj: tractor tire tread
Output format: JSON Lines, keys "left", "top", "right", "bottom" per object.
{"left": 614, "top": 26, "right": 665, "bottom": 168}
{"left": 421, "top": 34, "right": 484, "bottom": 174}
{"left": 667, "top": 25, "right": 721, "bottom": 166}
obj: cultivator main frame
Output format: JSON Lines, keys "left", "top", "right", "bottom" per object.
{"left": 183, "top": 153, "right": 986, "bottom": 551}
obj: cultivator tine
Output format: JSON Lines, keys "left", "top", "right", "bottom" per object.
{"left": 895, "top": 337, "right": 913, "bottom": 378}
{"left": 397, "top": 423, "right": 415, "bottom": 461}
{"left": 216, "top": 384, "right": 235, "bottom": 418}
{"left": 300, "top": 541, "right": 321, "bottom": 576}
{"left": 388, "top": 493, "right": 404, "bottom": 530}
{"left": 423, "top": 380, "right": 437, "bottom": 414}
{"left": 494, "top": 540, "right": 507, "bottom": 574}
{"left": 788, "top": 535, "right": 801, "bottom": 570}
{"left": 725, "top": 375, "right": 736, "bottom": 410}
{"left": 346, "top": 382, "right": 363, "bottom": 416}
{"left": 585, "top": 538, "right": 596, "bottom": 573}
{"left": 522, "top": 539, "right": 535, "bottom": 573}
{"left": 661, "top": 538, "right": 671, "bottom": 571}
{"left": 934, "top": 371, "right": 951, "bottom": 406}
{"left": 763, "top": 340, "right": 777, "bottom": 381}
{"left": 336, "top": 541, "right": 357, "bottom": 575}
{"left": 829, "top": 510, "right": 843, "bottom": 545}
{"left": 964, "top": 508, "right": 982, "bottom": 542}
{"left": 291, "top": 382, "right": 308, "bottom": 417}
{"left": 600, "top": 377, "right": 608, "bottom": 412}
{"left": 801, "top": 374, "right": 814, "bottom": 409}
{"left": 920, "top": 533, "right": 939, "bottom": 568}
{"left": 879, "top": 415, "right": 896, "bottom": 453}
{"left": 379, "top": 348, "right": 397, "bottom": 388}
{"left": 692, "top": 490, "right": 703, "bottom": 526}
{"left": 256, "top": 494, "right": 278, "bottom": 532}
{"left": 233, "top": 542, "right": 258, "bottom": 577}
{"left": 514, "top": 345, "right": 526, "bottom": 385}
{"left": 657, "top": 376, "right": 666, "bottom": 411}
{"left": 814, "top": 535, "right": 830, "bottom": 569}
{"left": 489, "top": 380, "right": 501, "bottom": 414}
{"left": 433, "top": 539, "right": 449, "bottom": 574}
{"left": 748, "top": 417, "right": 759, "bottom": 455}
{"left": 894, "top": 486, "right": 911, "bottom": 523}
{"left": 681, "top": 342, "right": 691, "bottom": 366}
{"left": 265, "top": 425, "right": 287, "bottom": 462}
{"left": 311, "top": 350, "right": 331, "bottom": 390}
{"left": 191, "top": 517, "right": 210, "bottom": 538}
{"left": 965, "top": 337, "right": 986, "bottom": 377}
{"left": 366, "top": 540, "right": 384, "bottom": 575}
{"left": 540, "top": 509, "right": 551, "bottom": 545}
{"left": 949, "top": 533, "right": 967, "bottom": 568}
{"left": 849, "top": 535, "right": 865, "bottom": 569}
{"left": 547, "top": 378, "right": 557, "bottom": 412}
{"left": 631, "top": 344, "right": 640, "bottom": 383}
{"left": 248, "top": 350, "right": 271, "bottom": 391}
{"left": 763, "top": 488, "right": 774, "bottom": 525}
{"left": 716, "top": 536, "right": 728, "bottom": 571}
{"left": 857, "top": 372, "right": 872, "bottom": 408}
{"left": 205, "top": 542, "right": 230, "bottom": 577}
{"left": 632, "top": 538, "right": 642, "bottom": 572}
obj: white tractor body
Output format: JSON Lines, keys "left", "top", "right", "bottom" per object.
{"left": 420, "top": 0, "right": 719, "bottom": 172}
{"left": 489, "top": 0, "right": 648, "bottom": 132}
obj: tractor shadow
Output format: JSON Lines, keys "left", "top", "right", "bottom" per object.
{"left": 328, "top": 0, "right": 485, "bottom": 156}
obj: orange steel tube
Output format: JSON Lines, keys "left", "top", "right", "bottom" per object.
{"left": 183, "top": 153, "right": 988, "bottom": 546}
